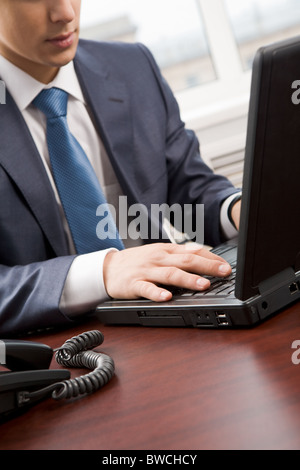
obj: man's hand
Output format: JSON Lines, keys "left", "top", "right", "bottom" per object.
{"left": 103, "top": 243, "right": 232, "bottom": 302}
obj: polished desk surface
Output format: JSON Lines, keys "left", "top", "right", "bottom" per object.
{"left": 1, "top": 303, "right": 300, "bottom": 450}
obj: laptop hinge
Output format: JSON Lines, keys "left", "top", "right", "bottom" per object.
{"left": 258, "top": 267, "right": 296, "bottom": 295}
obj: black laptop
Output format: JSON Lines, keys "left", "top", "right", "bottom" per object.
{"left": 96, "top": 35, "right": 300, "bottom": 328}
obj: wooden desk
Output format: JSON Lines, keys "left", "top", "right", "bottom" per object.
{"left": 1, "top": 303, "right": 300, "bottom": 450}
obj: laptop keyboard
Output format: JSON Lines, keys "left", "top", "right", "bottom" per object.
{"left": 170, "top": 244, "right": 237, "bottom": 298}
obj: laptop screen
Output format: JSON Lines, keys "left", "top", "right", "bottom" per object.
{"left": 236, "top": 37, "right": 300, "bottom": 300}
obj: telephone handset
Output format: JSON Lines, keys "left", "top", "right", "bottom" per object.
{"left": 0, "top": 330, "right": 115, "bottom": 421}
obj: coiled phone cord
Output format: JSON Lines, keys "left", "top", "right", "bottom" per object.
{"left": 22, "top": 330, "right": 115, "bottom": 403}
{"left": 53, "top": 330, "right": 115, "bottom": 400}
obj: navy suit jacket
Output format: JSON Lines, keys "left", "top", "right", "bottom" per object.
{"left": 0, "top": 40, "right": 238, "bottom": 336}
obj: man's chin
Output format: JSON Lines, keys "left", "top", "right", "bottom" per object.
{"left": 45, "top": 35, "right": 79, "bottom": 65}
{"left": 46, "top": 49, "right": 78, "bottom": 69}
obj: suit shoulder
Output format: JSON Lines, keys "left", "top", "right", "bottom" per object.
{"left": 77, "top": 39, "right": 156, "bottom": 67}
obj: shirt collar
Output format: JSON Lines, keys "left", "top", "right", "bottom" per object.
{"left": 0, "top": 54, "right": 85, "bottom": 111}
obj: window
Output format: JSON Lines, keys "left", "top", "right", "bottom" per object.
{"left": 80, "top": 0, "right": 216, "bottom": 93}
{"left": 224, "top": 0, "right": 300, "bottom": 70}
{"left": 80, "top": 1, "right": 300, "bottom": 187}
{"left": 80, "top": 0, "right": 300, "bottom": 113}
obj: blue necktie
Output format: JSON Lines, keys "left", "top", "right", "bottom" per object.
{"left": 33, "top": 87, "right": 124, "bottom": 254}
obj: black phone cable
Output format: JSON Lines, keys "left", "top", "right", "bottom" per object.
{"left": 19, "top": 330, "right": 115, "bottom": 404}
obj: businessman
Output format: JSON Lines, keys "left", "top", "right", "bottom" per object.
{"left": 0, "top": 0, "right": 241, "bottom": 336}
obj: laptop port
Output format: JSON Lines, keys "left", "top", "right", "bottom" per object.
{"left": 194, "top": 313, "right": 214, "bottom": 327}
{"left": 215, "top": 311, "right": 226, "bottom": 319}
{"left": 289, "top": 282, "right": 299, "bottom": 295}
{"left": 215, "top": 312, "right": 229, "bottom": 326}
{"left": 217, "top": 318, "right": 229, "bottom": 326}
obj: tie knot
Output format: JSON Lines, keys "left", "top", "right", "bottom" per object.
{"left": 33, "top": 87, "right": 68, "bottom": 119}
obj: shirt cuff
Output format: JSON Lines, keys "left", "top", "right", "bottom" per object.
{"left": 220, "top": 192, "right": 242, "bottom": 240}
{"left": 59, "top": 248, "right": 117, "bottom": 318}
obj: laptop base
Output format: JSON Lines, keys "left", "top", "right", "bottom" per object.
{"left": 96, "top": 268, "right": 300, "bottom": 329}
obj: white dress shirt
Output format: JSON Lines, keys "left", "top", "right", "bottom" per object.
{"left": 0, "top": 54, "right": 238, "bottom": 318}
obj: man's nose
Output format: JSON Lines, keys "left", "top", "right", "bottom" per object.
{"left": 48, "top": 0, "right": 76, "bottom": 24}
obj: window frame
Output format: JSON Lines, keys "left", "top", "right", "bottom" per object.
{"left": 176, "top": 0, "right": 252, "bottom": 124}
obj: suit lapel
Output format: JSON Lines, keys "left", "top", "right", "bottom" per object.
{"left": 0, "top": 92, "right": 69, "bottom": 256}
{"left": 74, "top": 47, "right": 139, "bottom": 206}
{"left": 0, "top": 43, "right": 140, "bottom": 258}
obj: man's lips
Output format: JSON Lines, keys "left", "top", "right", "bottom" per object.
{"left": 46, "top": 32, "right": 76, "bottom": 49}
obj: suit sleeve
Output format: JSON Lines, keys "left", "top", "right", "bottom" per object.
{"left": 136, "top": 43, "right": 240, "bottom": 247}
{"left": 0, "top": 256, "right": 77, "bottom": 337}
